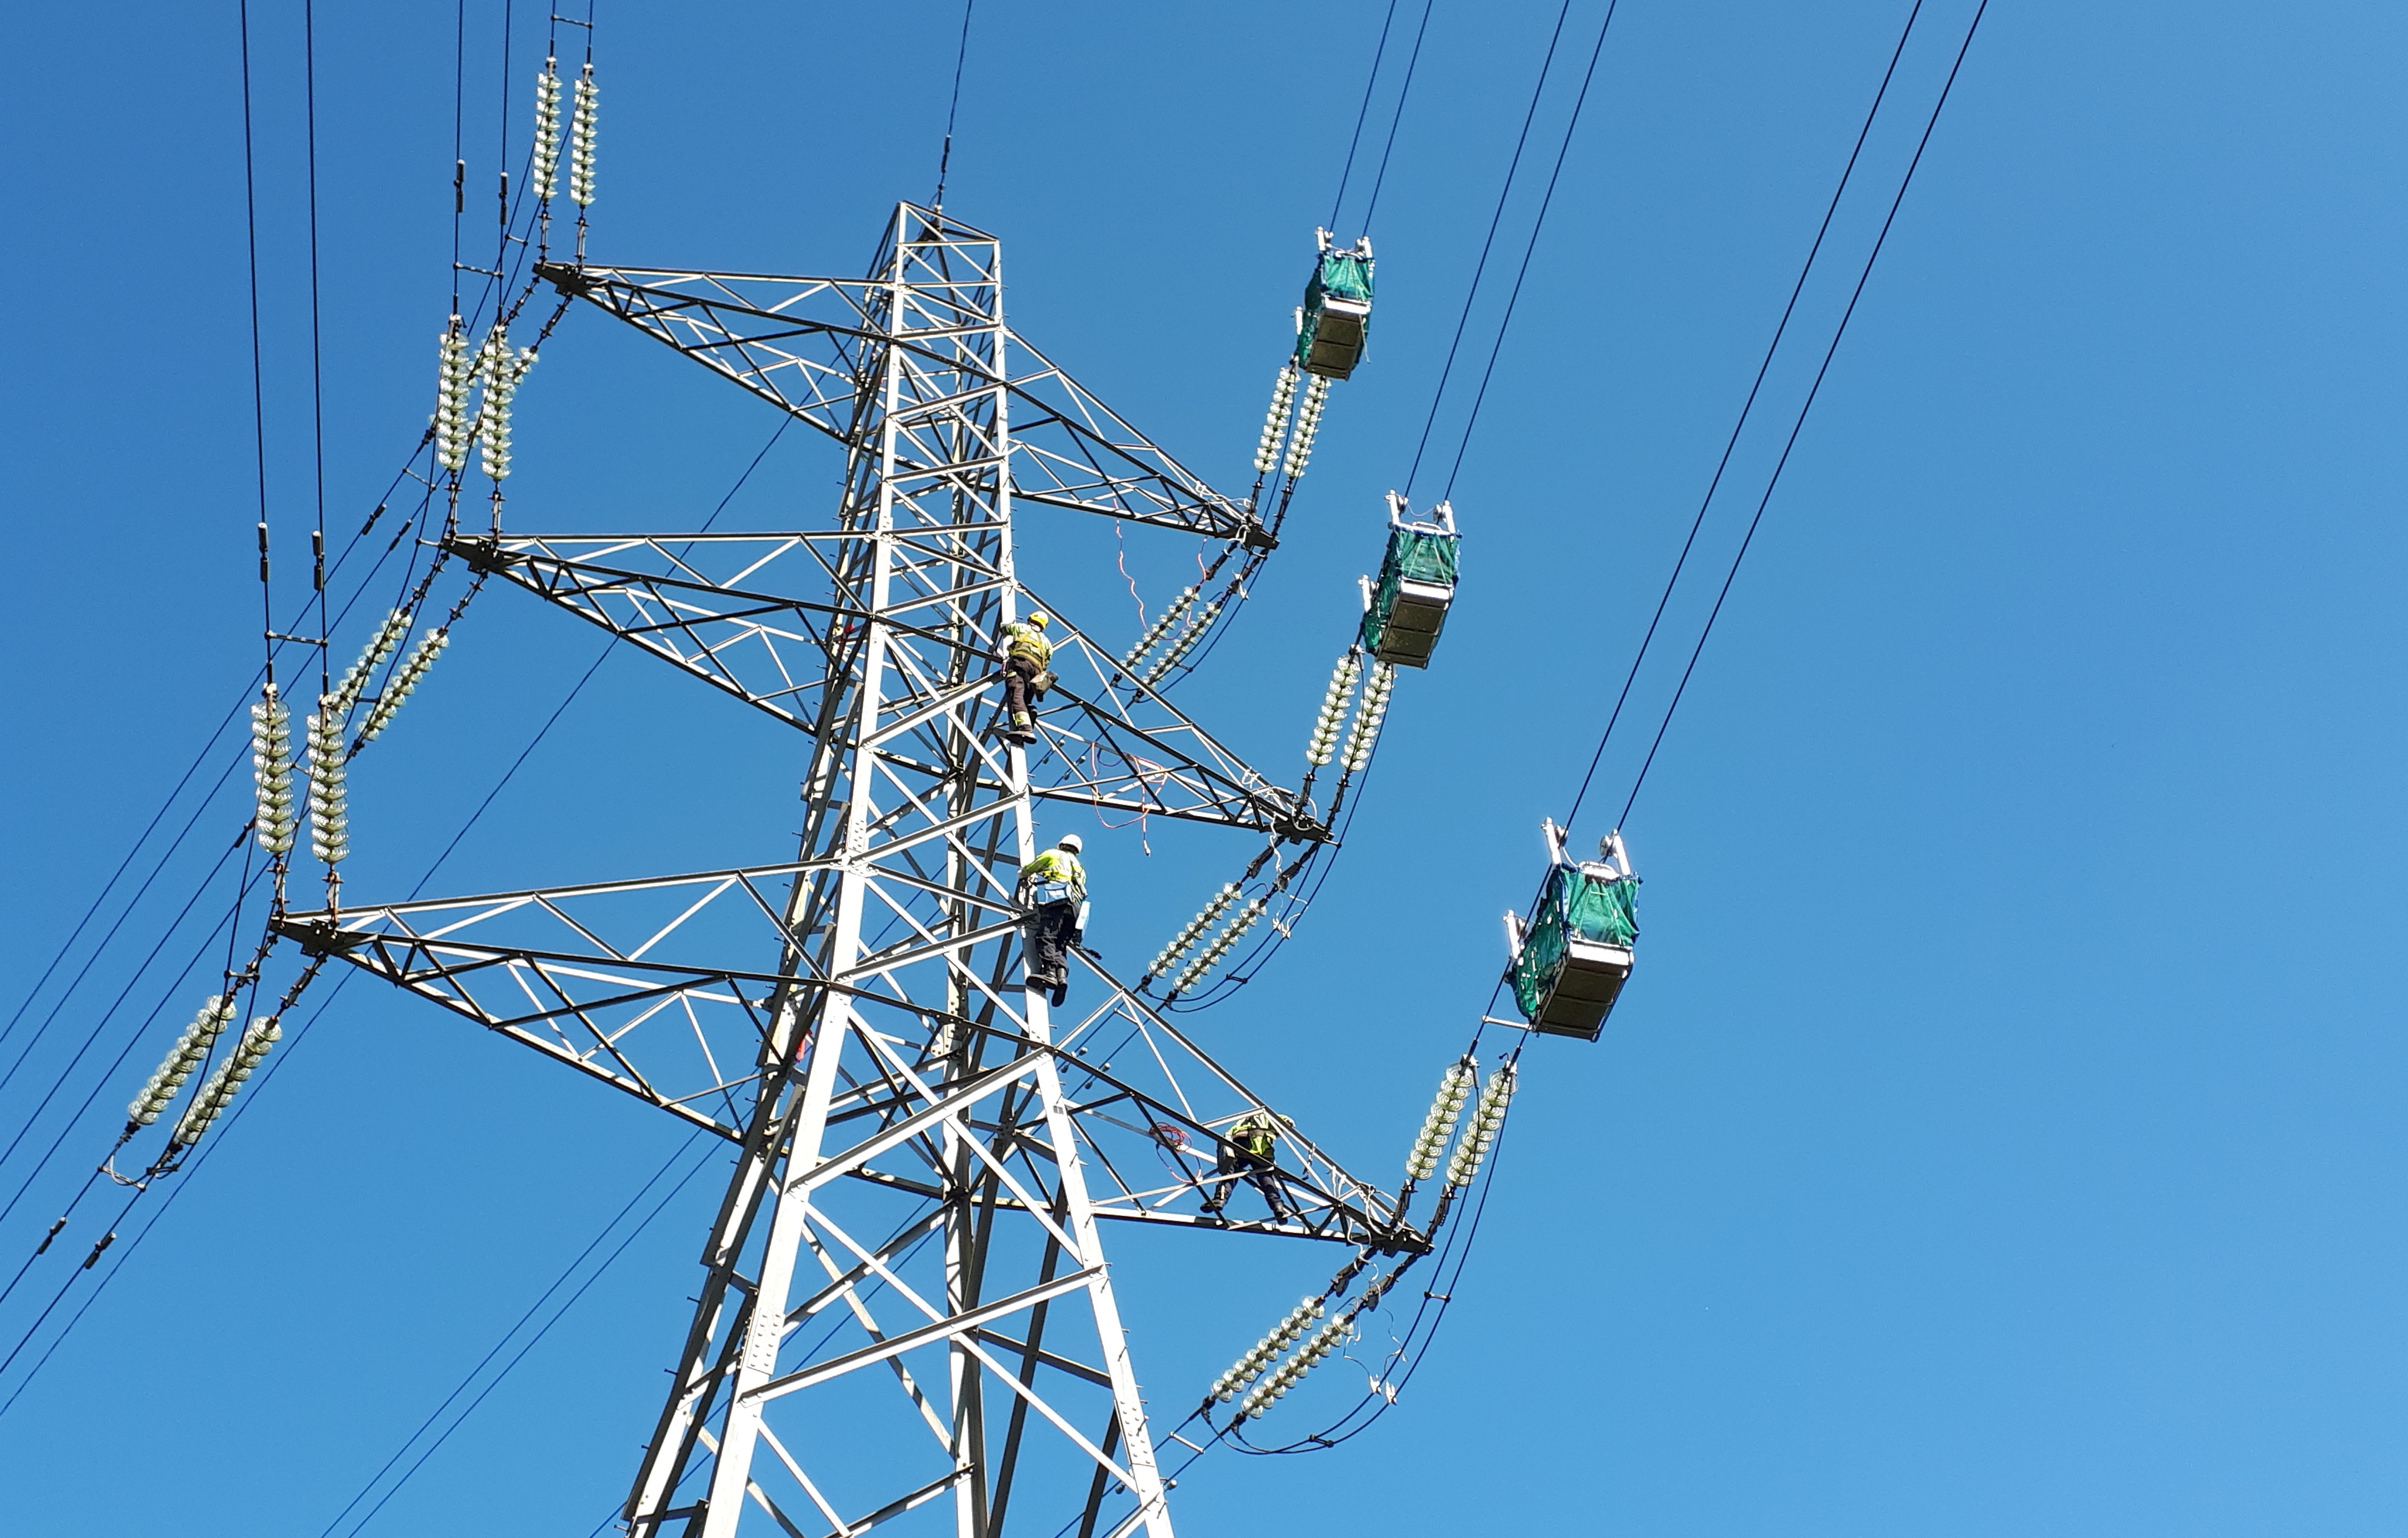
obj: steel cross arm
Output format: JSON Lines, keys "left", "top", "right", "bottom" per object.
{"left": 446, "top": 532, "right": 1317, "bottom": 836}
{"left": 535, "top": 262, "right": 1257, "bottom": 541}
{"left": 276, "top": 896, "right": 1414, "bottom": 1248}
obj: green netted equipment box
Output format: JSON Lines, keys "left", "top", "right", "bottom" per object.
{"left": 1297, "top": 250, "right": 1375, "bottom": 379}
{"left": 1509, "top": 864, "right": 1640, "bottom": 1040}
{"left": 1360, "top": 523, "right": 1459, "bottom": 667}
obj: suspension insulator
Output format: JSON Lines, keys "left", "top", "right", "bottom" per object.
{"left": 1444, "top": 1057, "right": 1517, "bottom": 1188}
{"left": 250, "top": 685, "right": 297, "bottom": 855}
{"left": 305, "top": 698, "right": 349, "bottom": 865}
{"left": 170, "top": 1014, "right": 283, "bottom": 1150}
{"left": 1304, "top": 652, "right": 1362, "bottom": 768}
{"left": 359, "top": 629, "right": 449, "bottom": 745}
{"left": 530, "top": 58, "right": 564, "bottom": 201}
{"left": 1148, "top": 883, "right": 1238, "bottom": 986}
{"left": 332, "top": 608, "right": 413, "bottom": 716}
{"left": 568, "top": 63, "right": 599, "bottom": 206}
{"left": 1280, "top": 375, "right": 1331, "bottom": 479}
{"left": 1252, "top": 364, "right": 1300, "bottom": 475}
{"left": 433, "top": 318, "right": 473, "bottom": 473}
{"left": 1170, "top": 892, "right": 1268, "bottom": 998}
{"left": 1403, "top": 1059, "right": 1477, "bottom": 1183}
{"left": 125, "top": 994, "right": 236, "bottom": 1132}
{"left": 1340, "top": 661, "right": 1394, "bottom": 774}
{"left": 1121, "top": 585, "right": 1198, "bottom": 676}
{"left": 476, "top": 326, "right": 534, "bottom": 482}
{"left": 1141, "top": 597, "right": 1224, "bottom": 687}
{"left": 1238, "top": 1309, "right": 1355, "bottom": 1420}
{"left": 1210, "top": 1295, "right": 1322, "bottom": 1404}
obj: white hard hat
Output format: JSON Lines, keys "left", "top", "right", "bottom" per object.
{"left": 1057, "top": 833, "right": 1083, "bottom": 853}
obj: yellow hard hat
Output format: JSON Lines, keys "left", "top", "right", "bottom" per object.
{"left": 1028, "top": 612, "right": 1050, "bottom": 629}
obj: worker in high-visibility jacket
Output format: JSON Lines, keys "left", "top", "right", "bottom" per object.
{"left": 1201, "top": 1109, "right": 1295, "bottom": 1223}
{"left": 998, "top": 612, "right": 1054, "bottom": 744}
{"left": 1017, "top": 832, "right": 1086, "bottom": 1004}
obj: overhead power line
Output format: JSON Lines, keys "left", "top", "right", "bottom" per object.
{"left": 1613, "top": 0, "right": 1990, "bottom": 830}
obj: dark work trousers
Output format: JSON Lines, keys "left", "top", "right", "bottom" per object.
{"left": 1202, "top": 1143, "right": 1291, "bottom": 1220}
{"left": 1002, "top": 656, "right": 1042, "bottom": 730}
{"left": 1026, "top": 898, "right": 1078, "bottom": 986}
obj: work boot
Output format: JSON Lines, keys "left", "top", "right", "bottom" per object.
{"left": 1050, "top": 980, "right": 1069, "bottom": 1007}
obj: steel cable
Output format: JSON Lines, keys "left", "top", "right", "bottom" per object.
{"left": 1561, "top": 0, "right": 1931, "bottom": 831}
{"left": 1609, "top": 0, "right": 1989, "bottom": 831}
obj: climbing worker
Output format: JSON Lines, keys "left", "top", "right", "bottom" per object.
{"left": 1200, "top": 1109, "right": 1295, "bottom": 1223}
{"left": 1017, "top": 832, "right": 1086, "bottom": 1005}
{"left": 998, "top": 611, "right": 1055, "bottom": 745}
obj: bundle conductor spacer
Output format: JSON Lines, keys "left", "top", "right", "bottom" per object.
{"left": 331, "top": 608, "right": 413, "bottom": 716}
{"left": 125, "top": 994, "right": 236, "bottom": 1132}
{"left": 567, "top": 63, "right": 599, "bottom": 206}
{"left": 305, "top": 698, "right": 350, "bottom": 865}
{"left": 1210, "top": 1295, "right": 1322, "bottom": 1405}
{"left": 250, "top": 685, "right": 297, "bottom": 855}
{"left": 1148, "top": 883, "right": 1238, "bottom": 985}
{"left": 1252, "top": 364, "right": 1300, "bottom": 475}
{"left": 1444, "top": 1057, "right": 1517, "bottom": 1188}
{"left": 359, "top": 630, "right": 448, "bottom": 745}
{"left": 170, "top": 1014, "right": 283, "bottom": 1150}
{"left": 1403, "top": 1059, "right": 1477, "bottom": 1183}
{"left": 530, "top": 58, "right": 564, "bottom": 201}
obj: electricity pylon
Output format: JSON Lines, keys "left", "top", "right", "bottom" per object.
{"left": 278, "top": 204, "right": 1420, "bottom": 1538}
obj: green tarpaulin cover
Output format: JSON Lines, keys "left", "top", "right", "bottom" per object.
{"left": 1360, "top": 525, "right": 1460, "bottom": 652}
{"left": 1297, "top": 251, "right": 1377, "bottom": 366}
{"left": 1509, "top": 865, "right": 1641, "bottom": 1022}
{"left": 1311, "top": 251, "right": 1375, "bottom": 303}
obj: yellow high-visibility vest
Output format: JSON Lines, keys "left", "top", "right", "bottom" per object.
{"left": 1003, "top": 623, "right": 1054, "bottom": 669}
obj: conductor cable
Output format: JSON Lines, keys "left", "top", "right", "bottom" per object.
{"left": 1614, "top": 0, "right": 1989, "bottom": 830}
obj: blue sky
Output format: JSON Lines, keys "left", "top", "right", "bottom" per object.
{"left": 3, "top": 0, "right": 2404, "bottom": 1533}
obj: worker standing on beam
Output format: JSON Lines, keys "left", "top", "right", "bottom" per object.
{"left": 1019, "top": 832, "right": 1086, "bottom": 1005}
{"left": 1201, "top": 1109, "right": 1296, "bottom": 1224}
{"left": 998, "top": 611, "right": 1054, "bottom": 745}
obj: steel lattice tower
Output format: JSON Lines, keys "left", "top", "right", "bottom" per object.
{"left": 278, "top": 204, "right": 1418, "bottom": 1537}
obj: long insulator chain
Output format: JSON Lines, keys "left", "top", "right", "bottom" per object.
{"left": 1252, "top": 364, "right": 1300, "bottom": 475}
{"left": 476, "top": 325, "right": 535, "bottom": 482}
{"left": 1168, "top": 889, "right": 1271, "bottom": 1000}
{"left": 1147, "top": 883, "right": 1238, "bottom": 987}
{"left": 1140, "top": 592, "right": 1228, "bottom": 687}
{"left": 1210, "top": 1295, "right": 1323, "bottom": 1407}
{"left": 567, "top": 63, "right": 599, "bottom": 206}
{"left": 433, "top": 317, "right": 474, "bottom": 474}
{"left": 358, "top": 628, "right": 449, "bottom": 746}
{"left": 1280, "top": 374, "right": 1332, "bottom": 480}
{"left": 1403, "top": 1059, "right": 1478, "bottom": 1183}
{"left": 1304, "top": 651, "right": 1363, "bottom": 768}
{"left": 1339, "top": 660, "right": 1395, "bottom": 776}
{"left": 529, "top": 58, "right": 564, "bottom": 201}
{"left": 250, "top": 685, "right": 297, "bottom": 855}
{"left": 304, "top": 699, "right": 349, "bottom": 866}
{"left": 1121, "top": 585, "right": 1198, "bottom": 677}
{"left": 330, "top": 608, "right": 413, "bottom": 716}
{"left": 1237, "top": 1308, "right": 1356, "bottom": 1420}
{"left": 1444, "top": 1057, "right": 1517, "bottom": 1189}
{"left": 124, "top": 994, "right": 235, "bottom": 1136}
{"left": 169, "top": 1014, "right": 283, "bottom": 1151}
